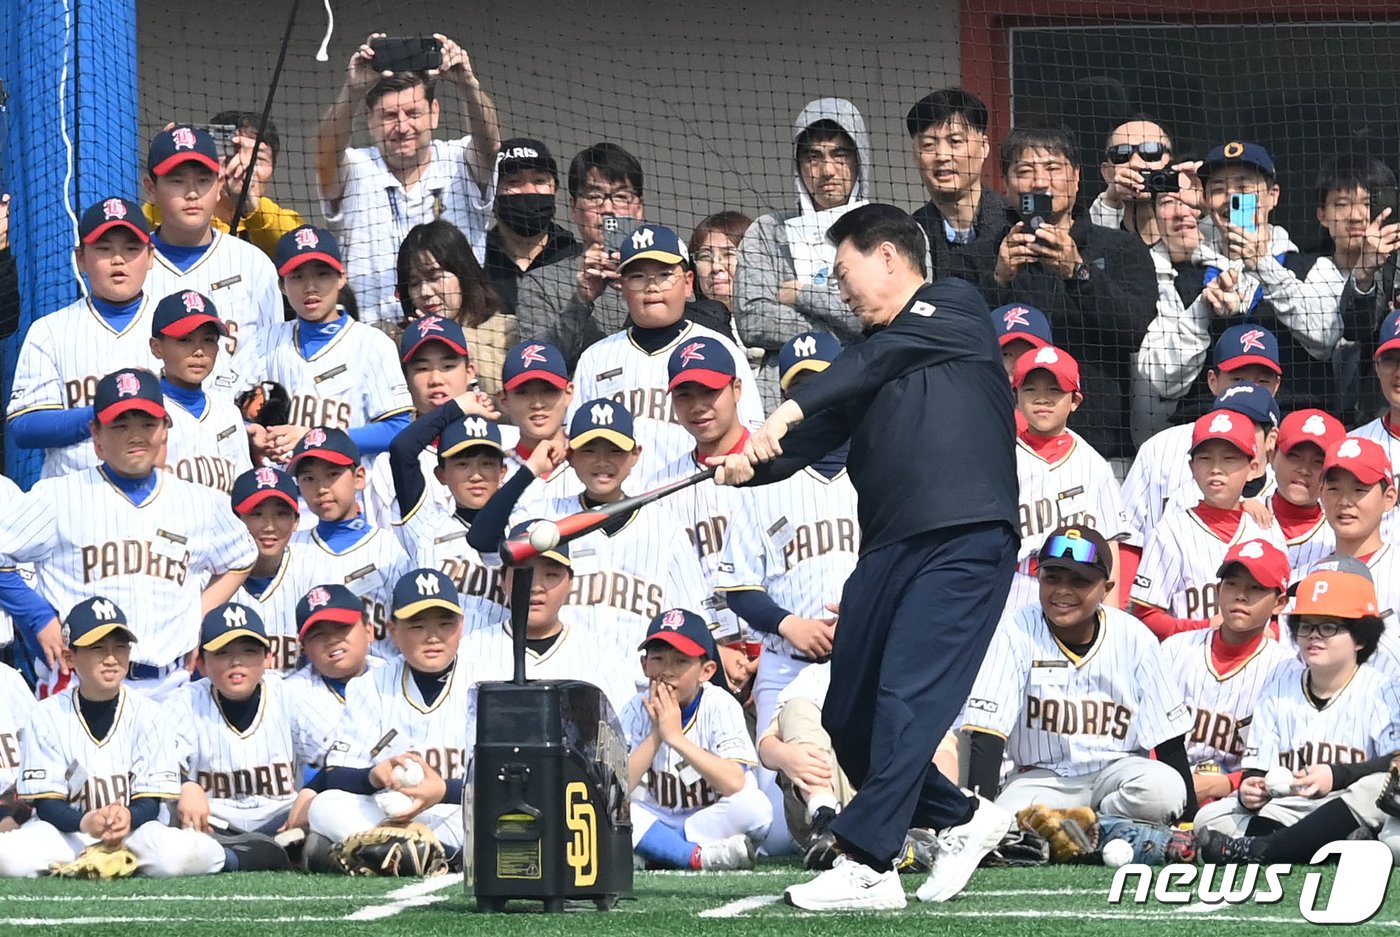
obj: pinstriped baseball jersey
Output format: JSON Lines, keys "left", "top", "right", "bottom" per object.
{"left": 0, "top": 663, "right": 35, "bottom": 791}
{"left": 18, "top": 687, "right": 180, "bottom": 809}
{"left": 233, "top": 552, "right": 302, "bottom": 674}
{"left": 569, "top": 322, "right": 763, "bottom": 488}
{"left": 1006, "top": 433, "right": 1131, "bottom": 614}
{"left": 1319, "top": 546, "right": 1400, "bottom": 680}
{"left": 164, "top": 394, "right": 253, "bottom": 494}
{"left": 715, "top": 469, "right": 859, "bottom": 658}
{"left": 144, "top": 231, "right": 281, "bottom": 398}
{"left": 1130, "top": 508, "right": 1288, "bottom": 619}
{"left": 5, "top": 296, "right": 160, "bottom": 479}
{"left": 1161, "top": 629, "right": 1294, "bottom": 771}
{"left": 1346, "top": 417, "right": 1400, "bottom": 543}
{"left": 620, "top": 684, "right": 757, "bottom": 821}
{"left": 1162, "top": 472, "right": 1276, "bottom": 519}
{"left": 171, "top": 676, "right": 324, "bottom": 831}
{"left": 536, "top": 493, "right": 709, "bottom": 647}
{"left": 457, "top": 620, "right": 638, "bottom": 717}
{"left": 283, "top": 527, "right": 412, "bottom": 653}
{"left": 281, "top": 654, "right": 386, "bottom": 713}
{"left": 962, "top": 604, "right": 1192, "bottom": 776}
{"left": 0, "top": 475, "right": 31, "bottom": 648}
{"left": 399, "top": 506, "right": 508, "bottom": 629}
{"left": 324, "top": 657, "right": 475, "bottom": 783}
{"left": 257, "top": 318, "right": 413, "bottom": 430}
{"left": 0, "top": 469, "right": 256, "bottom": 668}
{"left": 1242, "top": 661, "right": 1400, "bottom": 771}
{"left": 1277, "top": 505, "right": 1336, "bottom": 574}
{"left": 365, "top": 448, "right": 449, "bottom": 535}
{"left": 506, "top": 461, "right": 585, "bottom": 528}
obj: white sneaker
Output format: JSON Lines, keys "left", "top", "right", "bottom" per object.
{"left": 915, "top": 796, "right": 1013, "bottom": 903}
{"left": 699, "top": 833, "right": 755, "bottom": 871}
{"left": 784, "top": 854, "right": 907, "bottom": 911}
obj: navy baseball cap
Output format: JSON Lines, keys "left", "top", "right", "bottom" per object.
{"left": 275, "top": 225, "right": 344, "bottom": 277}
{"left": 440, "top": 415, "right": 505, "bottom": 459}
{"left": 79, "top": 197, "right": 151, "bottom": 245}
{"left": 152, "top": 290, "right": 228, "bottom": 338}
{"left": 400, "top": 315, "right": 470, "bottom": 362}
{"left": 296, "top": 584, "right": 363, "bottom": 638}
{"left": 1037, "top": 525, "right": 1113, "bottom": 580}
{"left": 289, "top": 427, "right": 360, "bottom": 469}
{"left": 1214, "top": 324, "right": 1281, "bottom": 374}
{"left": 200, "top": 602, "right": 270, "bottom": 652}
{"left": 778, "top": 332, "right": 840, "bottom": 391}
{"left": 1199, "top": 141, "right": 1275, "bottom": 180}
{"left": 668, "top": 337, "right": 736, "bottom": 390}
{"left": 503, "top": 340, "right": 569, "bottom": 391}
{"left": 392, "top": 568, "right": 463, "bottom": 619}
{"left": 63, "top": 597, "right": 137, "bottom": 648}
{"left": 639, "top": 608, "right": 718, "bottom": 661}
{"left": 231, "top": 466, "right": 299, "bottom": 515}
{"left": 147, "top": 124, "right": 222, "bottom": 176}
{"left": 509, "top": 520, "right": 571, "bottom": 567}
{"left": 1209, "top": 383, "right": 1282, "bottom": 429}
{"left": 618, "top": 223, "right": 687, "bottom": 271}
{"left": 992, "top": 304, "right": 1053, "bottom": 349}
{"left": 496, "top": 138, "right": 558, "bottom": 180}
{"left": 568, "top": 398, "right": 636, "bottom": 451}
{"left": 1376, "top": 309, "right": 1400, "bottom": 358}
{"left": 94, "top": 368, "right": 166, "bottom": 424}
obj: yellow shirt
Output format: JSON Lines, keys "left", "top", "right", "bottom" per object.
{"left": 143, "top": 197, "right": 305, "bottom": 261}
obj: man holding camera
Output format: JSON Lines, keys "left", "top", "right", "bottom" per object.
{"left": 974, "top": 125, "right": 1156, "bottom": 458}
{"left": 1089, "top": 118, "right": 1179, "bottom": 243}
{"left": 315, "top": 32, "right": 502, "bottom": 328}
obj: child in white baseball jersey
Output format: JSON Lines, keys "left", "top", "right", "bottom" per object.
{"left": 257, "top": 225, "right": 412, "bottom": 464}
{"left": 230, "top": 467, "right": 302, "bottom": 671}
{"left": 490, "top": 340, "right": 584, "bottom": 520}
{"left": 1352, "top": 308, "right": 1400, "bottom": 470}
{"left": 307, "top": 570, "right": 475, "bottom": 865}
{"left": 1007, "top": 345, "right": 1129, "bottom": 613}
{"left": 0, "top": 599, "right": 211, "bottom": 878}
{"left": 570, "top": 223, "right": 761, "bottom": 486}
{"left": 0, "top": 370, "right": 255, "bottom": 698}
{"left": 141, "top": 126, "right": 281, "bottom": 400}
{"left": 1194, "top": 564, "right": 1400, "bottom": 863}
{"left": 963, "top": 526, "right": 1196, "bottom": 824}
{"left": 0, "top": 662, "right": 35, "bottom": 833}
{"left": 1269, "top": 409, "right": 1344, "bottom": 572}
{"left": 623, "top": 609, "right": 771, "bottom": 870}
{"left": 285, "top": 584, "right": 382, "bottom": 709}
{"left": 1132, "top": 410, "right": 1286, "bottom": 639}
{"left": 1161, "top": 539, "right": 1295, "bottom": 808}
{"left": 285, "top": 427, "right": 411, "bottom": 652}
{"left": 7, "top": 197, "right": 159, "bottom": 479}
{"left": 149, "top": 290, "right": 253, "bottom": 493}
{"left": 992, "top": 302, "right": 1053, "bottom": 383}
{"left": 0, "top": 475, "right": 49, "bottom": 660}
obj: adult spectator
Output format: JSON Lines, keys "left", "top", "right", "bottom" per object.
{"left": 1089, "top": 117, "right": 1176, "bottom": 242}
{"left": 396, "top": 219, "right": 516, "bottom": 397}
{"left": 690, "top": 211, "right": 753, "bottom": 314}
{"left": 315, "top": 32, "right": 501, "bottom": 328}
{"left": 973, "top": 124, "right": 1156, "bottom": 458}
{"left": 1135, "top": 142, "right": 1342, "bottom": 418}
{"left": 906, "top": 88, "right": 1008, "bottom": 283}
{"left": 734, "top": 98, "right": 871, "bottom": 409}
{"left": 483, "top": 138, "right": 578, "bottom": 316}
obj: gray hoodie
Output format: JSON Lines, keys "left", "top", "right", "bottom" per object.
{"left": 734, "top": 98, "right": 872, "bottom": 409}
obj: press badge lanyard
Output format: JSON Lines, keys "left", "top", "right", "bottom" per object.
{"left": 386, "top": 186, "right": 446, "bottom": 246}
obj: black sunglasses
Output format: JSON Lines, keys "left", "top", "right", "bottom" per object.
{"left": 1106, "top": 142, "right": 1170, "bottom": 164}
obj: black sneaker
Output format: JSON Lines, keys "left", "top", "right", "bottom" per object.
{"left": 220, "top": 832, "right": 293, "bottom": 872}
{"left": 803, "top": 807, "right": 841, "bottom": 871}
{"left": 1194, "top": 829, "right": 1265, "bottom": 864}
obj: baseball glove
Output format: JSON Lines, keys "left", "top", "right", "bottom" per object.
{"left": 1377, "top": 754, "right": 1400, "bottom": 818}
{"left": 333, "top": 822, "right": 448, "bottom": 877}
{"left": 982, "top": 827, "right": 1051, "bottom": 867}
{"left": 235, "top": 381, "right": 291, "bottom": 427}
{"left": 1016, "top": 804, "right": 1098, "bottom": 864}
{"left": 49, "top": 844, "right": 139, "bottom": 879}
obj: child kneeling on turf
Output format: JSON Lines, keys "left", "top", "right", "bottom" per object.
{"left": 623, "top": 609, "right": 771, "bottom": 870}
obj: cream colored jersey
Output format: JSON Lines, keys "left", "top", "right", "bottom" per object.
{"left": 0, "top": 468, "right": 255, "bottom": 668}
{"left": 458, "top": 620, "right": 638, "bottom": 717}
{"left": 0, "top": 663, "right": 35, "bottom": 791}
{"left": 1243, "top": 661, "right": 1400, "bottom": 771}
{"left": 257, "top": 318, "right": 412, "bottom": 431}
{"left": 283, "top": 526, "right": 412, "bottom": 653}
{"left": 164, "top": 393, "right": 253, "bottom": 494}
{"left": 1131, "top": 506, "right": 1288, "bottom": 619}
{"left": 1161, "top": 629, "right": 1294, "bottom": 772}
{"left": 233, "top": 552, "right": 302, "bottom": 674}
{"left": 399, "top": 506, "right": 509, "bottom": 629}
{"left": 962, "top": 604, "right": 1193, "bottom": 776}
{"left": 18, "top": 687, "right": 180, "bottom": 810}
{"left": 6, "top": 295, "right": 159, "bottom": 479}
{"left": 282, "top": 655, "right": 387, "bottom": 712}
{"left": 1348, "top": 417, "right": 1400, "bottom": 542}
{"left": 0, "top": 475, "right": 33, "bottom": 648}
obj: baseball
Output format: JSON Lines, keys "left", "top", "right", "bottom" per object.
{"left": 1265, "top": 765, "right": 1294, "bottom": 797}
{"left": 529, "top": 520, "right": 561, "bottom": 552}
{"left": 1101, "top": 839, "right": 1134, "bottom": 868}
{"left": 374, "top": 788, "right": 414, "bottom": 818}
{"left": 396, "top": 761, "right": 425, "bottom": 786}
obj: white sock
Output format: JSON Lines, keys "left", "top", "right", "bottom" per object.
{"left": 807, "top": 793, "right": 839, "bottom": 818}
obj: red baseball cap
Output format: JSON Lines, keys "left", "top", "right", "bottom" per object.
{"left": 1190, "top": 410, "right": 1257, "bottom": 458}
{"left": 1277, "top": 409, "right": 1346, "bottom": 456}
{"left": 1216, "top": 539, "right": 1290, "bottom": 593}
{"left": 1012, "top": 345, "right": 1080, "bottom": 393}
{"left": 1324, "top": 436, "right": 1393, "bottom": 486}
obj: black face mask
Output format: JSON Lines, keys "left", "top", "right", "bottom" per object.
{"left": 495, "top": 193, "right": 556, "bottom": 237}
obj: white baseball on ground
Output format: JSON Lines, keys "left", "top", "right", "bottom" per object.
{"left": 529, "top": 520, "right": 562, "bottom": 551}
{"left": 1265, "top": 765, "right": 1294, "bottom": 797}
{"left": 1101, "top": 838, "right": 1134, "bottom": 868}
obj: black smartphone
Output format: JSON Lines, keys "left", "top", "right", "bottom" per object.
{"left": 369, "top": 35, "right": 443, "bottom": 74}
{"left": 1141, "top": 168, "right": 1181, "bottom": 196}
{"left": 190, "top": 122, "right": 238, "bottom": 159}
{"left": 1372, "top": 186, "right": 1399, "bottom": 223}
{"left": 602, "top": 213, "right": 640, "bottom": 259}
{"left": 1018, "top": 192, "right": 1055, "bottom": 231}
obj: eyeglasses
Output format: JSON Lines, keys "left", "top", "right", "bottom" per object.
{"left": 1042, "top": 533, "right": 1099, "bottom": 565}
{"left": 621, "top": 268, "right": 682, "bottom": 291}
{"left": 576, "top": 189, "right": 639, "bottom": 209}
{"left": 693, "top": 247, "right": 738, "bottom": 266}
{"left": 1293, "top": 621, "right": 1345, "bottom": 638}
{"left": 1106, "top": 142, "right": 1170, "bottom": 164}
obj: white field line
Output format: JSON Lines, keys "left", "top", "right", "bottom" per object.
{"left": 343, "top": 872, "right": 463, "bottom": 922}
{"left": 0, "top": 894, "right": 362, "bottom": 902}
{"left": 5, "top": 917, "right": 342, "bottom": 926}
{"left": 699, "top": 895, "right": 783, "bottom": 918}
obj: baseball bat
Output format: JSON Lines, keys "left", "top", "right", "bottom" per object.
{"left": 500, "top": 465, "right": 718, "bottom": 566}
